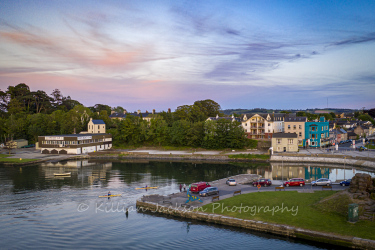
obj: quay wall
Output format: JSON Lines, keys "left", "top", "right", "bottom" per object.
{"left": 136, "top": 200, "right": 375, "bottom": 249}
{"left": 270, "top": 155, "right": 375, "bottom": 169}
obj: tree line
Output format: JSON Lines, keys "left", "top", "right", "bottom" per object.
{"left": 0, "top": 83, "right": 253, "bottom": 149}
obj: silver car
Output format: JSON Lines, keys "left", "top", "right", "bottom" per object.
{"left": 311, "top": 178, "right": 332, "bottom": 186}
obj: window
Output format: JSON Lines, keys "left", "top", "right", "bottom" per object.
{"left": 288, "top": 125, "right": 290, "bottom": 129}
{"left": 299, "top": 125, "right": 302, "bottom": 129}
{"left": 299, "top": 132, "right": 302, "bottom": 137}
{"left": 288, "top": 139, "right": 293, "bottom": 144}
{"left": 277, "top": 139, "right": 281, "bottom": 144}
{"left": 97, "top": 125, "right": 100, "bottom": 129}
{"left": 293, "top": 125, "right": 296, "bottom": 129}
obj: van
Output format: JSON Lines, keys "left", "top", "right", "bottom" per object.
{"left": 190, "top": 182, "right": 210, "bottom": 193}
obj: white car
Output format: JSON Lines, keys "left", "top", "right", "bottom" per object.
{"left": 226, "top": 179, "right": 237, "bottom": 186}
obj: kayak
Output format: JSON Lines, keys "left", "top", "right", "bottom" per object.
{"left": 135, "top": 187, "right": 158, "bottom": 190}
{"left": 54, "top": 172, "right": 71, "bottom": 176}
{"left": 98, "top": 194, "right": 122, "bottom": 198}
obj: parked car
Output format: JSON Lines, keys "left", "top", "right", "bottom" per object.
{"left": 253, "top": 178, "right": 272, "bottom": 187}
{"left": 339, "top": 179, "right": 351, "bottom": 186}
{"left": 190, "top": 182, "right": 211, "bottom": 193}
{"left": 283, "top": 178, "right": 305, "bottom": 187}
{"left": 226, "top": 179, "right": 237, "bottom": 186}
{"left": 311, "top": 178, "right": 332, "bottom": 186}
{"left": 199, "top": 187, "right": 219, "bottom": 197}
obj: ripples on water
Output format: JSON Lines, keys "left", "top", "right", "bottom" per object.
{"left": 0, "top": 160, "right": 359, "bottom": 249}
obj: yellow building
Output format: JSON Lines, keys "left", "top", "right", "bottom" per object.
{"left": 272, "top": 133, "right": 298, "bottom": 152}
{"left": 284, "top": 116, "right": 307, "bottom": 146}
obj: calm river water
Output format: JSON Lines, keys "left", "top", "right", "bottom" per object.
{"left": 1, "top": 160, "right": 373, "bottom": 249}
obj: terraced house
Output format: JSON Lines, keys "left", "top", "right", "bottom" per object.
{"left": 303, "top": 117, "right": 330, "bottom": 147}
{"left": 241, "top": 113, "right": 285, "bottom": 140}
{"left": 284, "top": 115, "right": 307, "bottom": 146}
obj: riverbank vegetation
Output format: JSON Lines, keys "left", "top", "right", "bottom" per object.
{"left": 0, "top": 84, "right": 257, "bottom": 150}
{"left": 0, "top": 154, "right": 38, "bottom": 163}
{"left": 201, "top": 191, "right": 375, "bottom": 240}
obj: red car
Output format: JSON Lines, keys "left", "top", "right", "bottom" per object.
{"left": 283, "top": 178, "right": 305, "bottom": 187}
{"left": 190, "top": 182, "right": 210, "bottom": 193}
{"left": 253, "top": 179, "right": 272, "bottom": 187}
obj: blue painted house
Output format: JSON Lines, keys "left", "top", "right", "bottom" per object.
{"left": 303, "top": 117, "right": 330, "bottom": 147}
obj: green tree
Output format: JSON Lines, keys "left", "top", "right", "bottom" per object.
{"left": 193, "top": 99, "right": 221, "bottom": 117}
{"left": 147, "top": 117, "right": 169, "bottom": 146}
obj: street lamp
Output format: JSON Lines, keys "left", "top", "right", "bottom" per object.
{"left": 282, "top": 156, "right": 283, "bottom": 182}
{"left": 344, "top": 157, "right": 346, "bottom": 180}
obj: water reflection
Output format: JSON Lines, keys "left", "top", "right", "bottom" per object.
{"left": 1, "top": 160, "right": 375, "bottom": 194}
{"left": 0, "top": 160, "right": 371, "bottom": 249}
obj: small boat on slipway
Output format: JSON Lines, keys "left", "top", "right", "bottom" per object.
{"left": 53, "top": 172, "right": 71, "bottom": 176}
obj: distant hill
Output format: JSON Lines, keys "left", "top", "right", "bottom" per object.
{"left": 221, "top": 108, "right": 358, "bottom": 116}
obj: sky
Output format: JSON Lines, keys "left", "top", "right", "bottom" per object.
{"left": 0, "top": 0, "right": 374, "bottom": 112}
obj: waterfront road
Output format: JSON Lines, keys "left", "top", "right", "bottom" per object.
{"left": 153, "top": 174, "right": 349, "bottom": 207}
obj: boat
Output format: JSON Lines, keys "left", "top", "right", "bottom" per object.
{"left": 98, "top": 194, "right": 122, "bottom": 198}
{"left": 135, "top": 186, "right": 159, "bottom": 190}
{"left": 54, "top": 172, "right": 71, "bottom": 176}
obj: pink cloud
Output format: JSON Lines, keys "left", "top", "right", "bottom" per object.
{"left": 0, "top": 30, "right": 151, "bottom": 71}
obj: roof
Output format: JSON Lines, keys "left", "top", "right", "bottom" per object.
{"left": 347, "top": 132, "right": 357, "bottom": 136}
{"left": 109, "top": 112, "right": 156, "bottom": 119}
{"left": 40, "top": 133, "right": 111, "bottom": 138}
{"left": 208, "top": 116, "right": 241, "bottom": 122}
{"left": 242, "top": 113, "right": 286, "bottom": 122}
{"left": 272, "top": 132, "right": 298, "bottom": 138}
{"left": 285, "top": 116, "right": 307, "bottom": 122}
{"left": 91, "top": 119, "right": 105, "bottom": 124}
{"left": 13, "top": 139, "right": 28, "bottom": 142}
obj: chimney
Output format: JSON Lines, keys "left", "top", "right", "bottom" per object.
{"left": 123, "top": 109, "right": 127, "bottom": 114}
{"left": 73, "top": 128, "right": 76, "bottom": 134}
{"left": 168, "top": 108, "right": 171, "bottom": 113}
{"left": 146, "top": 110, "right": 148, "bottom": 113}
{"left": 111, "top": 110, "right": 115, "bottom": 114}
{"left": 152, "top": 109, "right": 155, "bottom": 114}
{"left": 137, "top": 109, "right": 141, "bottom": 115}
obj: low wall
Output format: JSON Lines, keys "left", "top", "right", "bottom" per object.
{"left": 136, "top": 200, "right": 375, "bottom": 249}
{"left": 270, "top": 155, "right": 375, "bottom": 169}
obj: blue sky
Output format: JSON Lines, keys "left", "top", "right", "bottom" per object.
{"left": 0, "top": 0, "right": 374, "bottom": 111}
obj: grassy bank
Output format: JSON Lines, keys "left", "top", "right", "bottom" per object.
{"left": 200, "top": 191, "right": 375, "bottom": 240}
{"left": 0, "top": 154, "right": 38, "bottom": 163}
{"left": 228, "top": 154, "right": 270, "bottom": 160}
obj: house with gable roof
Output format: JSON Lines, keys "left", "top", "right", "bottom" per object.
{"left": 88, "top": 118, "right": 106, "bottom": 134}
{"left": 109, "top": 109, "right": 161, "bottom": 123}
{"left": 241, "top": 113, "right": 286, "bottom": 140}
